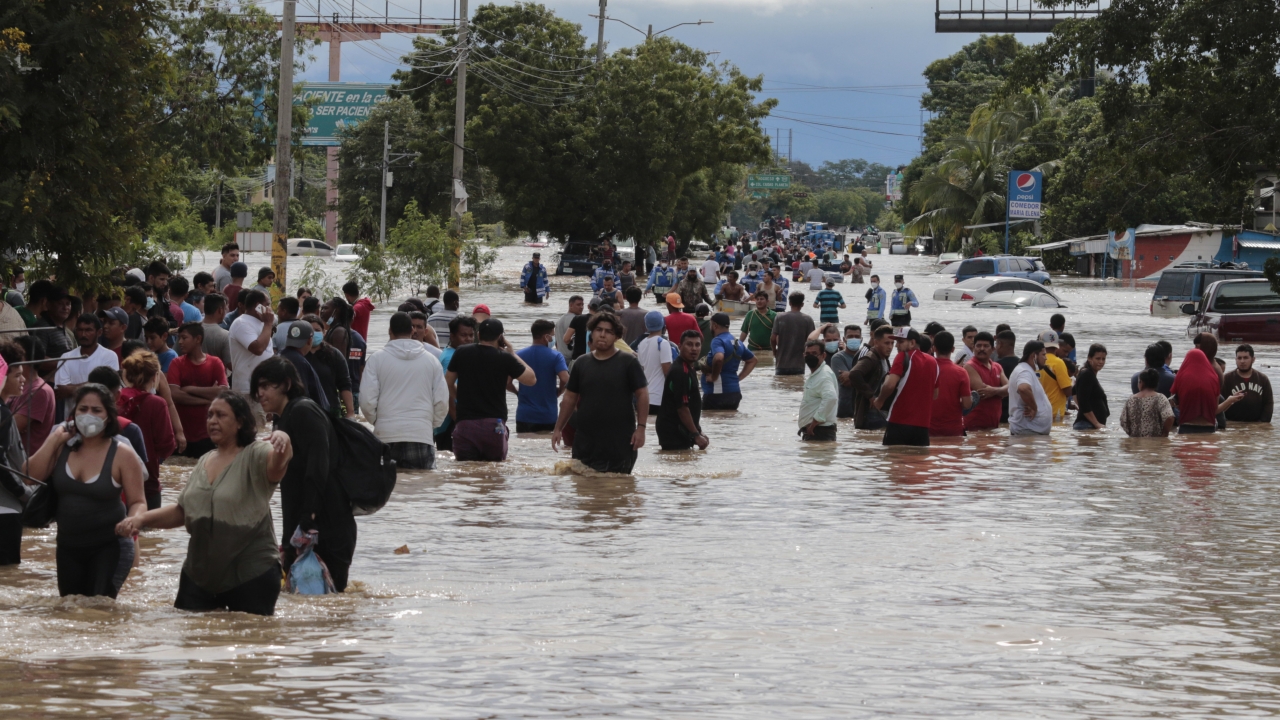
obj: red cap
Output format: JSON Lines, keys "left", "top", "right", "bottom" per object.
{"left": 472, "top": 304, "right": 491, "bottom": 315}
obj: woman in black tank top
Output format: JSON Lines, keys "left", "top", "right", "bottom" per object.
{"left": 25, "top": 385, "right": 146, "bottom": 598}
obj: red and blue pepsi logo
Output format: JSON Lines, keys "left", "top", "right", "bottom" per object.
{"left": 1015, "top": 173, "right": 1037, "bottom": 192}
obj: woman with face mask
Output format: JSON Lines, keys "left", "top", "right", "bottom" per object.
{"left": 303, "top": 314, "right": 355, "bottom": 419}
{"left": 24, "top": 384, "right": 146, "bottom": 598}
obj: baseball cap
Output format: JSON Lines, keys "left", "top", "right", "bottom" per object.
{"left": 102, "top": 307, "right": 129, "bottom": 326}
{"left": 230, "top": 261, "right": 248, "bottom": 279}
{"left": 711, "top": 312, "right": 731, "bottom": 327}
{"left": 477, "top": 318, "right": 503, "bottom": 340}
{"left": 892, "top": 326, "right": 917, "bottom": 340}
{"left": 644, "top": 311, "right": 665, "bottom": 332}
{"left": 1037, "top": 329, "right": 1060, "bottom": 348}
{"left": 924, "top": 321, "right": 946, "bottom": 335}
{"left": 126, "top": 268, "right": 146, "bottom": 283}
{"left": 587, "top": 298, "right": 602, "bottom": 311}
{"left": 284, "top": 321, "right": 312, "bottom": 348}
{"left": 694, "top": 302, "right": 712, "bottom": 317}
{"left": 664, "top": 292, "right": 684, "bottom": 309}
{"left": 472, "top": 304, "right": 491, "bottom": 316}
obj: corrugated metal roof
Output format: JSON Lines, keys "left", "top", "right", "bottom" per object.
{"left": 1238, "top": 239, "right": 1280, "bottom": 250}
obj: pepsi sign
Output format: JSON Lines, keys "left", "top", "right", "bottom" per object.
{"left": 1007, "top": 170, "right": 1043, "bottom": 219}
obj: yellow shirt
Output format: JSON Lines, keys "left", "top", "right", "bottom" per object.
{"left": 1039, "top": 352, "right": 1072, "bottom": 421}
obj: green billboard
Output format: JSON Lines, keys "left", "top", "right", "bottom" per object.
{"left": 296, "top": 82, "right": 391, "bottom": 147}
{"left": 747, "top": 174, "right": 792, "bottom": 190}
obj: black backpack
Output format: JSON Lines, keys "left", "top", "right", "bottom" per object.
{"left": 328, "top": 415, "right": 397, "bottom": 515}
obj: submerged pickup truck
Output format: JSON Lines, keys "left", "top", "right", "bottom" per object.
{"left": 1184, "top": 278, "right": 1280, "bottom": 342}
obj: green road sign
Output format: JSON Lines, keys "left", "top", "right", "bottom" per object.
{"left": 749, "top": 190, "right": 768, "bottom": 199}
{"left": 296, "top": 82, "right": 391, "bottom": 147}
{"left": 748, "top": 174, "right": 792, "bottom": 189}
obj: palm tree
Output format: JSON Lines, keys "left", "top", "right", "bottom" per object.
{"left": 909, "top": 91, "right": 1065, "bottom": 249}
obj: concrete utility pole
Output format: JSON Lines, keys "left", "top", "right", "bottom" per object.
{"left": 449, "top": 0, "right": 469, "bottom": 289}
{"left": 379, "top": 120, "right": 389, "bottom": 245}
{"left": 271, "top": 0, "right": 295, "bottom": 303}
{"left": 597, "top": 0, "right": 607, "bottom": 63}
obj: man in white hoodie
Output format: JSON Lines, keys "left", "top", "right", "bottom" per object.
{"left": 361, "top": 312, "right": 450, "bottom": 470}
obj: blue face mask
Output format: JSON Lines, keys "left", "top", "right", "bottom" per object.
{"left": 145, "top": 297, "right": 156, "bottom": 310}
{"left": 312, "top": 330, "right": 324, "bottom": 346}
{"left": 825, "top": 341, "right": 840, "bottom": 355}
{"left": 846, "top": 338, "right": 862, "bottom": 351}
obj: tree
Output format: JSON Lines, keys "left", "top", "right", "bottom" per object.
{"left": 388, "top": 200, "right": 451, "bottom": 295}
{"left": 815, "top": 190, "right": 868, "bottom": 228}
{"left": 395, "top": 3, "right": 773, "bottom": 249}
{"left": 0, "top": 0, "right": 314, "bottom": 284}
{"left": 817, "top": 159, "right": 896, "bottom": 191}
{"left": 669, "top": 164, "right": 745, "bottom": 247}
{"left": 921, "top": 35, "right": 1025, "bottom": 151}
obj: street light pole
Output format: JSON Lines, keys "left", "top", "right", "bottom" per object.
{"left": 379, "top": 120, "right": 389, "bottom": 245}
{"left": 449, "top": 0, "right": 469, "bottom": 289}
{"left": 272, "top": 0, "right": 296, "bottom": 303}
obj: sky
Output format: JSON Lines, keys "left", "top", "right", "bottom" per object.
{"left": 289, "top": 0, "right": 1047, "bottom": 169}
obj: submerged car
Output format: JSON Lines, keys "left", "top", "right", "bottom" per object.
{"left": 953, "top": 255, "right": 1051, "bottom": 284}
{"left": 334, "top": 243, "right": 364, "bottom": 262}
{"left": 287, "top": 238, "right": 333, "bottom": 257}
{"left": 972, "top": 291, "right": 1067, "bottom": 309}
{"left": 934, "top": 276, "right": 1060, "bottom": 303}
{"left": 1185, "top": 278, "right": 1280, "bottom": 342}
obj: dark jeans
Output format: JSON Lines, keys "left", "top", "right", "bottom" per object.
{"left": 890, "top": 312, "right": 912, "bottom": 327}
{"left": 145, "top": 491, "right": 162, "bottom": 511}
{"left": 175, "top": 564, "right": 282, "bottom": 616}
{"left": 453, "top": 418, "right": 510, "bottom": 461}
{"left": 56, "top": 537, "right": 134, "bottom": 598}
{"left": 388, "top": 442, "right": 436, "bottom": 470}
{"left": 702, "top": 392, "right": 742, "bottom": 410}
{"left": 801, "top": 424, "right": 837, "bottom": 441}
{"left": 1178, "top": 423, "right": 1216, "bottom": 434}
{"left": 882, "top": 421, "right": 930, "bottom": 447}
{"left": 0, "top": 513, "right": 22, "bottom": 565}
{"left": 515, "top": 421, "right": 556, "bottom": 433}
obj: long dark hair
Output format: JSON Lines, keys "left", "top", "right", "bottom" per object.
{"left": 250, "top": 356, "right": 306, "bottom": 401}
{"left": 214, "top": 390, "right": 258, "bottom": 447}
{"left": 71, "top": 383, "right": 121, "bottom": 439}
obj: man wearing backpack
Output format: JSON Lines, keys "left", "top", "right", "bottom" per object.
{"left": 361, "top": 312, "right": 450, "bottom": 470}
{"left": 702, "top": 312, "right": 757, "bottom": 411}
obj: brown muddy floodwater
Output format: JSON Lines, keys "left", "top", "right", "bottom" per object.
{"left": 1, "top": 247, "right": 1278, "bottom": 718}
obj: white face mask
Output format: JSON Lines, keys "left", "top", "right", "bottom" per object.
{"left": 870, "top": 282, "right": 879, "bottom": 289}
{"left": 74, "top": 413, "right": 106, "bottom": 438}
{"left": 894, "top": 282, "right": 904, "bottom": 290}
{"left": 14, "top": 282, "right": 25, "bottom": 293}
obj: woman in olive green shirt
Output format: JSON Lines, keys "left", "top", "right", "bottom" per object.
{"left": 116, "top": 390, "right": 292, "bottom": 615}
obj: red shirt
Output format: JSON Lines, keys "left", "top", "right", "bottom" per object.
{"left": 224, "top": 283, "right": 242, "bottom": 309}
{"left": 886, "top": 348, "right": 939, "bottom": 428}
{"left": 166, "top": 354, "right": 227, "bottom": 442}
{"left": 351, "top": 297, "right": 375, "bottom": 340}
{"left": 930, "top": 357, "right": 971, "bottom": 437}
{"left": 664, "top": 311, "right": 700, "bottom": 344}
{"left": 964, "top": 357, "right": 1003, "bottom": 430}
{"left": 117, "top": 387, "right": 176, "bottom": 492}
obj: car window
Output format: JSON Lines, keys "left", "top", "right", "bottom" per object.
{"left": 1210, "top": 282, "right": 1280, "bottom": 312}
{"left": 958, "top": 259, "right": 995, "bottom": 276}
{"left": 315, "top": 242, "right": 332, "bottom": 251}
{"left": 1018, "top": 259, "right": 1035, "bottom": 272}
{"left": 987, "top": 282, "right": 1015, "bottom": 294}
{"left": 1154, "top": 271, "right": 1195, "bottom": 297}
{"left": 956, "top": 277, "right": 991, "bottom": 288}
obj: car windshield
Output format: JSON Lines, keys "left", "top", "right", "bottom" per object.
{"left": 1154, "top": 271, "right": 1196, "bottom": 297}
{"left": 1210, "top": 282, "right": 1280, "bottom": 312}
{"left": 337, "top": 244, "right": 356, "bottom": 254}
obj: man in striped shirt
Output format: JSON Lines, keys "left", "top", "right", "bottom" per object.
{"left": 812, "top": 279, "right": 845, "bottom": 324}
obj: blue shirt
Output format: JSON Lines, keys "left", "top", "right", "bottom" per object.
{"left": 156, "top": 348, "right": 178, "bottom": 373}
{"left": 179, "top": 301, "right": 203, "bottom": 324}
{"left": 435, "top": 347, "right": 456, "bottom": 435}
{"left": 702, "top": 331, "right": 755, "bottom": 395}
{"left": 515, "top": 344, "right": 568, "bottom": 424}
{"left": 890, "top": 287, "right": 919, "bottom": 314}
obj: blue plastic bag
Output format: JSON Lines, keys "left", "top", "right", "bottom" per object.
{"left": 286, "top": 527, "right": 337, "bottom": 595}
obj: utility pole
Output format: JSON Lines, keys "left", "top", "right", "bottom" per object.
{"left": 271, "top": 0, "right": 295, "bottom": 304}
{"left": 449, "top": 0, "right": 469, "bottom": 289}
{"left": 215, "top": 176, "right": 222, "bottom": 231}
{"left": 379, "top": 120, "right": 389, "bottom": 245}
{"left": 596, "top": 0, "right": 606, "bottom": 62}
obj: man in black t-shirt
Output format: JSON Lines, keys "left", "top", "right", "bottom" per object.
{"left": 564, "top": 298, "right": 602, "bottom": 360}
{"left": 656, "top": 330, "right": 708, "bottom": 451}
{"left": 552, "top": 312, "right": 649, "bottom": 474}
{"left": 446, "top": 319, "right": 535, "bottom": 461}
{"left": 994, "top": 329, "right": 1020, "bottom": 423}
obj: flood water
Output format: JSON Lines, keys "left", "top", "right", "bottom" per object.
{"left": 2, "top": 247, "right": 1278, "bottom": 718}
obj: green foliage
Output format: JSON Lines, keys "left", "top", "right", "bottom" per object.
{"left": 815, "top": 190, "right": 869, "bottom": 228}
{"left": 346, "top": 245, "right": 403, "bottom": 304}
{"left": 395, "top": 4, "right": 773, "bottom": 249}
{"left": 388, "top": 201, "right": 451, "bottom": 295}
{"left": 921, "top": 35, "right": 1025, "bottom": 151}
{"left": 817, "top": 159, "right": 897, "bottom": 191}
{"left": 875, "top": 208, "right": 903, "bottom": 231}
{"left": 292, "top": 257, "right": 342, "bottom": 301}
{"left": 670, "top": 164, "right": 746, "bottom": 245}
{"left": 0, "top": 0, "right": 315, "bottom": 285}
{"left": 460, "top": 240, "right": 499, "bottom": 288}
{"left": 1264, "top": 257, "right": 1280, "bottom": 297}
